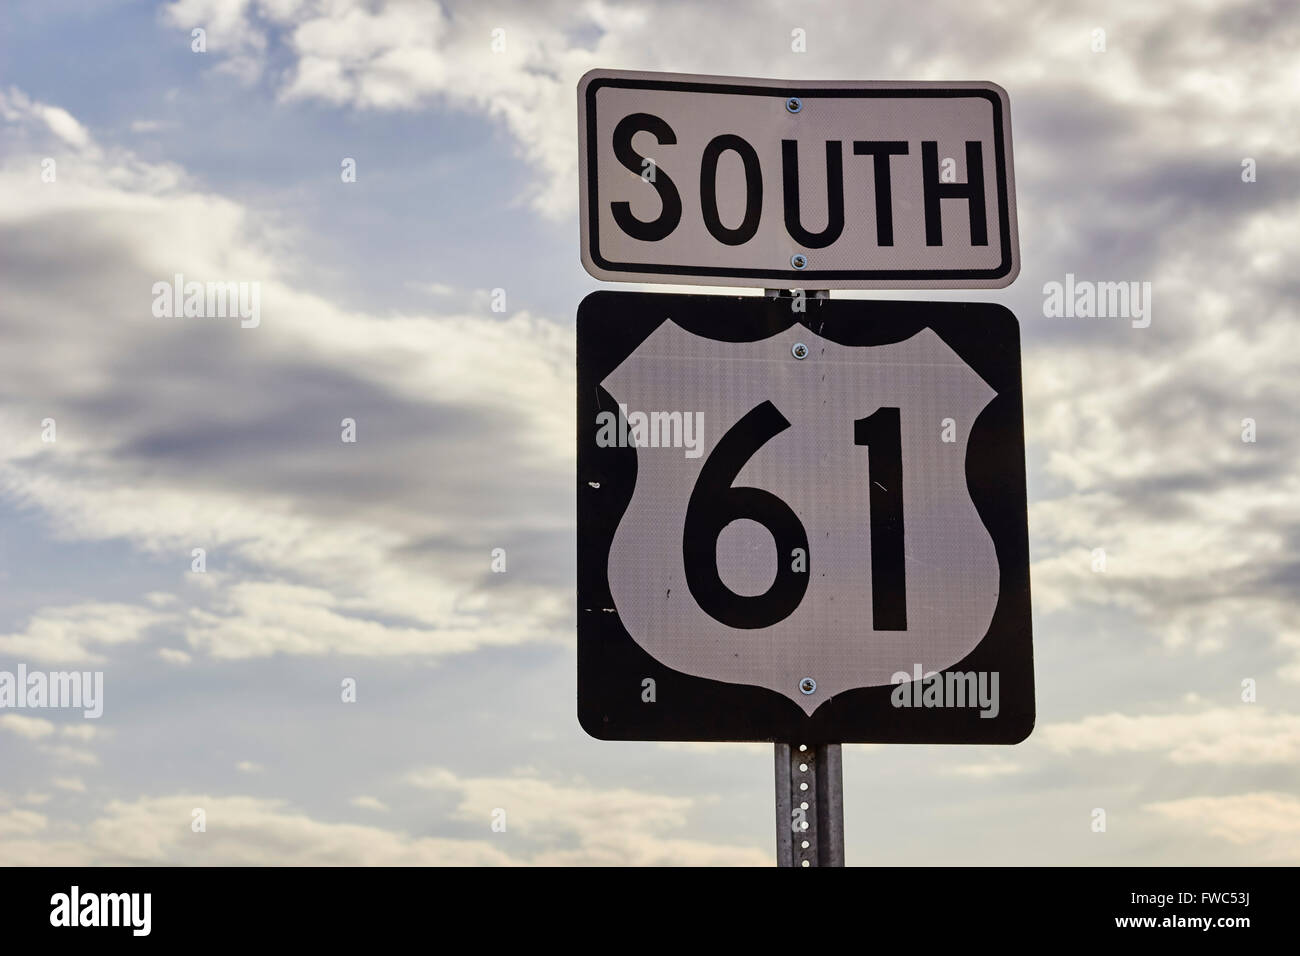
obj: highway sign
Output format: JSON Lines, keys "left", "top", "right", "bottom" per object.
{"left": 577, "top": 291, "right": 1033, "bottom": 743}
{"left": 578, "top": 70, "right": 1019, "bottom": 289}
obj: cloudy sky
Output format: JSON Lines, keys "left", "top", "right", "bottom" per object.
{"left": 0, "top": 0, "right": 1297, "bottom": 865}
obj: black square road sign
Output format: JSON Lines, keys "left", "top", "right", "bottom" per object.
{"left": 577, "top": 291, "right": 1033, "bottom": 743}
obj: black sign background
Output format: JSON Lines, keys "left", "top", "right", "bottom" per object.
{"left": 577, "top": 291, "right": 1033, "bottom": 743}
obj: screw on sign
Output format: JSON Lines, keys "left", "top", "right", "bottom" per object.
{"left": 575, "top": 71, "right": 1030, "bottom": 868}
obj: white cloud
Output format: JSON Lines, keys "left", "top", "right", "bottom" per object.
{"left": 405, "top": 281, "right": 456, "bottom": 297}
{"left": 408, "top": 766, "right": 768, "bottom": 865}
{"left": 0, "top": 715, "right": 104, "bottom": 764}
{"left": 0, "top": 714, "right": 55, "bottom": 740}
{"left": 40, "top": 745, "right": 100, "bottom": 767}
{"left": 0, "top": 87, "right": 572, "bottom": 665}
{"left": 184, "top": 579, "right": 566, "bottom": 660}
{"left": 0, "top": 808, "right": 47, "bottom": 839}
{"left": 0, "top": 778, "right": 759, "bottom": 865}
{"left": 944, "top": 760, "right": 1022, "bottom": 778}
{"left": 39, "top": 105, "right": 90, "bottom": 148}
{"left": 59, "top": 725, "right": 101, "bottom": 742}
{"left": 1040, "top": 707, "right": 1300, "bottom": 765}
{"left": 1145, "top": 792, "right": 1300, "bottom": 863}
{"left": 0, "top": 88, "right": 92, "bottom": 150}
{"left": 83, "top": 795, "right": 514, "bottom": 866}
{"left": 0, "top": 603, "right": 170, "bottom": 665}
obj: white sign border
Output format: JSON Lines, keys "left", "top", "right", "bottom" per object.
{"left": 577, "top": 69, "right": 1020, "bottom": 290}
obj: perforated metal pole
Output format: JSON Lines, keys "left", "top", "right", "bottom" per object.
{"left": 775, "top": 742, "right": 844, "bottom": 867}
{"left": 766, "top": 287, "right": 842, "bottom": 866}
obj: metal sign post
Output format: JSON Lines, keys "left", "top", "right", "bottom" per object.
{"left": 767, "top": 289, "right": 844, "bottom": 869}
{"left": 775, "top": 742, "right": 844, "bottom": 867}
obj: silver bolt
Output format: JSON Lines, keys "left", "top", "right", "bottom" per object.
{"left": 791, "top": 342, "right": 808, "bottom": 360}
{"left": 790, "top": 253, "right": 808, "bottom": 270}
{"left": 786, "top": 96, "right": 802, "bottom": 114}
{"left": 799, "top": 677, "right": 817, "bottom": 695}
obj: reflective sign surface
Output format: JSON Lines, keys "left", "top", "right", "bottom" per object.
{"left": 577, "top": 292, "right": 1033, "bottom": 742}
{"left": 578, "top": 71, "right": 1019, "bottom": 289}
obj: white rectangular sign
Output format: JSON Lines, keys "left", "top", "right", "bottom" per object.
{"left": 578, "top": 70, "right": 1019, "bottom": 289}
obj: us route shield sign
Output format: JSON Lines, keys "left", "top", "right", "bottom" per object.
{"left": 578, "top": 70, "right": 1019, "bottom": 289}
{"left": 577, "top": 292, "right": 1033, "bottom": 743}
